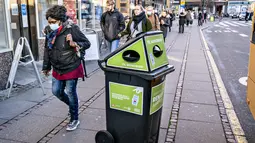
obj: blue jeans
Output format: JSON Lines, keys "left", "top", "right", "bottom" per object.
{"left": 109, "top": 39, "right": 120, "bottom": 52}
{"left": 52, "top": 77, "right": 79, "bottom": 121}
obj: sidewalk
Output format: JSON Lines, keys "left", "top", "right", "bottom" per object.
{"left": 0, "top": 21, "right": 235, "bottom": 143}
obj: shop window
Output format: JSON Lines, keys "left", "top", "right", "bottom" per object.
{"left": 80, "top": 0, "right": 103, "bottom": 30}
{"left": 37, "top": 0, "right": 58, "bottom": 37}
{"left": 0, "top": 0, "right": 9, "bottom": 50}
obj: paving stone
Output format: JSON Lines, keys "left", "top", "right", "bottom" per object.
{"left": 158, "top": 129, "right": 167, "bottom": 143}
{"left": 12, "top": 88, "right": 52, "bottom": 103}
{"left": 160, "top": 108, "right": 171, "bottom": 129}
{"left": 77, "top": 87, "right": 101, "bottom": 102}
{"left": 181, "top": 90, "right": 217, "bottom": 105}
{"left": 48, "top": 128, "right": 96, "bottom": 143}
{"left": 184, "top": 73, "right": 211, "bottom": 82}
{"left": 0, "top": 98, "right": 37, "bottom": 120}
{"left": 31, "top": 98, "right": 68, "bottom": 118}
{"left": 183, "top": 81, "right": 214, "bottom": 92}
{"left": 165, "top": 79, "right": 178, "bottom": 94}
{"left": 78, "top": 110, "right": 106, "bottom": 131}
{"left": 0, "top": 119, "right": 7, "bottom": 125}
{"left": 43, "top": 80, "right": 52, "bottom": 89}
{"left": 187, "top": 55, "right": 206, "bottom": 62}
{"left": 175, "top": 120, "right": 226, "bottom": 143}
{"left": 179, "top": 102, "right": 221, "bottom": 123}
{"left": 0, "top": 139, "right": 24, "bottom": 143}
{"left": 163, "top": 94, "right": 175, "bottom": 110}
{"left": 83, "top": 108, "right": 106, "bottom": 116}
{"left": 0, "top": 114, "right": 62, "bottom": 143}
{"left": 89, "top": 94, "right": 105, "bottom": 109}
{"left": 78, "top": 75, "right": 105, "bottom": 89}
{"left": 185, "top": 65, "right": 209, "bottom": 74}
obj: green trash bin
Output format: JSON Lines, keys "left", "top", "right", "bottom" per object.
{"left": 96, "top": 31, "right": 175, "bottom": 143}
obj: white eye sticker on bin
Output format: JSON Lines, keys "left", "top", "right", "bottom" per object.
{"left": 150, "top": 53, "right": 155, "bottom": 66}
{"left": 133, "top": 87, "right": 143, "bottom": 94}
{"left": 132, "top": 95, "right": 139, "bottom": 106}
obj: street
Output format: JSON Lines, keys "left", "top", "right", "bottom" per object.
{"left": 203, "top": 18, "right": 255, "bottom": 142}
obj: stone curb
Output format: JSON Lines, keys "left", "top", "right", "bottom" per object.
{"left": 200, "top": 26, "right": 239, "bottom": 143}
{"left": 164, "top": 32, "right": 191, "bottom": 143}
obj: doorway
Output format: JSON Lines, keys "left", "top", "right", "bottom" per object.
{"left": 9, "top": 0, "right": 38, "bottom": 60}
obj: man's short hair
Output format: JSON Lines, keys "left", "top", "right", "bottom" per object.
{"left": 106, "top": 0, "right": 115, "bottom": 5}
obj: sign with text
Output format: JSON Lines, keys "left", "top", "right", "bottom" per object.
{"left": 150, "top": 82, "right": 165, "bottom": 115}
{"left": 109, "top": 82, "right": 144, "bottom": 115}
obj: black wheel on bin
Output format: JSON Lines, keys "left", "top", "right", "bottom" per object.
{"left": 95, "top": 130, "right": 114, "bottom": 143}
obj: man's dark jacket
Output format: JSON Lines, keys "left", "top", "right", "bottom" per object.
{"left": 42, "top": 21, "right": 91, "bottom": 75}
{"left": 100, "top": 9, "right": 125, "bottom": 42}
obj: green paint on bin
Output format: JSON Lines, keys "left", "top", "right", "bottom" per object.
{"left": 109, "top": 82, "right": 144, "bottom": 115}
{"left": 145, "top": 34, "right": 169, "bottom": 71}
{"left": 107, "top": 39, "right": 149, "bottom": 71}
{"left": 150, "top": 82, "right": 165, "bottom": 115}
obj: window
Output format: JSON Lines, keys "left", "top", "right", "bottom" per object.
{"left": 0, "top": 0, "right": 9, "bottom": 50}
{"left": 120, "top": 3, "right": 127, "bottom": 7}
{"left": 80, "top": 0, "right": 103, "bottom": 30}
{"left": 37, "top": 0, "right": 58, "bottom": 37}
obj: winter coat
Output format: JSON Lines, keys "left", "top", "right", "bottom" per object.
{"left": 100, "top": 9, "right": 125, "bottom": 42}
{"left": 186, "top": 12, "right": 192, "bottom": 21}
{"left": 121, "top": 12, "right": 152, "bottom": 38}
{"left": 147, "top": 13, "right": 160, "bottom": 31}
{"left": 42, "top": 21, "right": 91, "bottom": 74}
{"left": 159, "top": 16, "right": 170, "bottom": 38}
{"left": 179, "top": 13, "right": 186, "bottom": 25}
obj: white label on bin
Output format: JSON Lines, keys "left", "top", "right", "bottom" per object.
{"left": 150, "top": 53, "right": 155, "bottom": 66}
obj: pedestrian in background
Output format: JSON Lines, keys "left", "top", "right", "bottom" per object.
{"left": 120, "top": 5, "right": 152, "bottom": 40}
{"left": 42, "top": 5, "right": 91, "bottom": 131}
{"left": 179, "top": 11, "right": 186, "bottom": 33}
{"left": 159, "top": 11, "right": 170, "bottom": 41}
{"left": 190, "top": 11, "right": 194, "bottom": 25}
{"left": 198, "top": 11, "right": 203, "bottom": 26}
{"left": 100, "top": 0, "right": 125, "bottom": 52}
{"left": 204, "top": 11, "right": 208, "bottom": 23}
{"left": 186, "top": 10, "right": 192, "bottom": 26}
{"left": 167, "top": 10, "right": 174, "bottom": 32}
{"left": 146, "top": 6, "right": 160, "bottom": 31}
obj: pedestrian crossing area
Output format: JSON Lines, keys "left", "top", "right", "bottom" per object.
{"left": 214, "top": 21, "right": 252, "bottom": 28}
{"left": 205, "top": 21, "right": 251, "bottom": 38}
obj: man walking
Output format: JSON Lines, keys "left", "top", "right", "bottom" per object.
{"left": 100, "top": 0, "right": 125, "bottom": 52}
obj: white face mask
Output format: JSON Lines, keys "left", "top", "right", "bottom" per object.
{"left": 50, "top": 23, "right": 59, "bottom": 30}
{"left": 147, "top": 11, "right": 152, "bottom": 15}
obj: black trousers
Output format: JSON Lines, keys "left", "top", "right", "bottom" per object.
{"left": 179, "top": 24, "right": 184, "bottom": 33}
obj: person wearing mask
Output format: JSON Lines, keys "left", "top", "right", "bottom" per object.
{"left": 120, "top": 5, "right": 152, "bottom": 40}
{"left": 186, "top": 10, "right": 192, "bottom": 26}
{"left": 159, "top": 11, "right": 170, "bottom": 41}
{"left": 179, "top": 11, "right": 186, "bottom": 33}
{"left": 146, "top": 6, "right": 160, "bottom": 31}
{"left": 42, "top": 5, "right": 91, "bottom": 131}
{"left": 100, "top": 0, "right": 125, "bottom": 52}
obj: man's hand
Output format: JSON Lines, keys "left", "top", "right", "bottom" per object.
{"left": 42, "top": 70, "right": 50, "bottom": 77}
